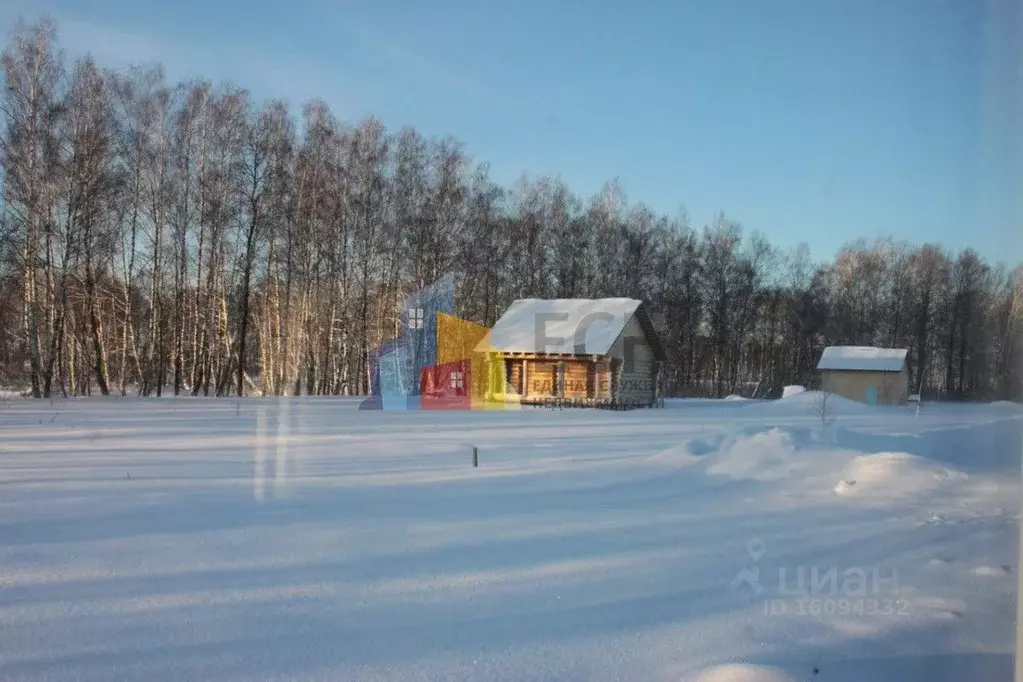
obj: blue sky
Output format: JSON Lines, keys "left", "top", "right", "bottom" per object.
{"left": 1, "top": 0, "right": 1020, "bottom": 264}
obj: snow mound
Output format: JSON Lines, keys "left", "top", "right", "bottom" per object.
{"left": 724, "top": 394, "right": 750, "bottom": 401}
{"left": 648, "top": 435, "right": 722, "bottom": 466}
{"left": 833, "top": 452, "right": 967, "bottom": 498}
{"left": 781, "top": 385, "right": 805, "bottom": 398}
{"left": 706, "top": 428, "right": 805, "bottom": 481}
{"left": 970, "top": 565, "right": 1012, "bottom": 577}
{"left": 760, "top": 390, "right": 874, "bottom": 415}
{"left": 687, "top": 663, "right": 798, "bottom": 682}
{"left": 833, "top": 479, "right": 857, "bottom": 494}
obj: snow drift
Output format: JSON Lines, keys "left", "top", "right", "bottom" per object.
{"left": 756, "top": 390, "right": 875, "bottom": 416}
{"left": 781, "top": 385, "right": 805, "bottom": 398}
{"left": 705, "top": 428, "right": 805, "bottom": 481}
{"left": 687, "top": 663, "right": 798, "bottom": 682}
{"left": 833, "top": 451, "right": 968, "bottom": 499}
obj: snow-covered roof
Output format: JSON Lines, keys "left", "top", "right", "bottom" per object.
{"left": 478, "top": 298, "right": 643, "bottom": 355}
{"left": 817, "top": 346, "right": 908, "bottom": 372}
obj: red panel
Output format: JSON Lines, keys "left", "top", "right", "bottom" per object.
{"left": 420, "top": 360, "right": 472, "bottom": 410}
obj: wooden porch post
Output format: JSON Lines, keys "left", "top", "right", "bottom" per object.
{"left": 487, "top": 353, "right": 495, "bottom": 400}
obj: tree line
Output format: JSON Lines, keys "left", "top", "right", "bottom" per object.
{"left": 1, "top": 18, "right": 1020, "bottom": 401}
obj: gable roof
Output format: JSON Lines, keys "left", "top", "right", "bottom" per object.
{"left": 817, "top": 346, "right": 908, "bottom": 372}
{"left": 478, "top": 298, "right": 661, "bottom": 357}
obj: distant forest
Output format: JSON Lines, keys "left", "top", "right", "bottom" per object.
{"left": 1, "top": 19, "right": 1021, "bottom": 401}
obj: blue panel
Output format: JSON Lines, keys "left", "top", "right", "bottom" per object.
{"left": 358, "top": 395, "right": 382, "bottom": 410}
{"left": 362, "top": 273, "right": 457, "bottom": 408}
{"left": 381, "top": 396, "right": 408, "bottom": 411}
{"left": 399, "top": 273, "right": 456, "bottom": 395}
{"left": 379, "top": 339, "right": 414, "bottom": 399}
{"left": 366, "top": 335, "right": 403, "bottom": 398}
{"left": 865, "top": 386, "right": 879, "bottom": 405}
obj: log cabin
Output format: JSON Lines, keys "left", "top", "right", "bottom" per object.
{"left": 476, "top": 298, "right": 666, "bottom": 408}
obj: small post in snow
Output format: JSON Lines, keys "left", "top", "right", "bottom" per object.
{"left": 472, "top": 446, "right": 478, "bottom": 468}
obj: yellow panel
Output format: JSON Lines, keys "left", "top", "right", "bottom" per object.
{"left": 436, "top": 312, "right": 491, "bottom": 365}
{"left": 432, "top": 314, "right": 524, "bottom": 411}
{"left": 467, "top": 353, "right": 521, "bottom": 410}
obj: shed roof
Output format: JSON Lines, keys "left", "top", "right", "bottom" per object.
{"left": 478, "top": 298, "right": 658, "bottom": 356}
{"left": 817, "top": 346, "right": 908, "bottom": 372}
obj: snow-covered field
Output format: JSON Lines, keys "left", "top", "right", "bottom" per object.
{"left": 0, "top": 394, "right": 1020, "bottom": 681}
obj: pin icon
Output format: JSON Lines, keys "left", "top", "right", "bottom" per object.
{"left": 746, "top": 539, "right": 765, "bottom": 562}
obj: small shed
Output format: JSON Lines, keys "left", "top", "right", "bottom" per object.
{"left": 816, "top": 346, "right": 909, "bottom": 405}
{"left": 477, "top": 298, "right": 666, "bottom": 408}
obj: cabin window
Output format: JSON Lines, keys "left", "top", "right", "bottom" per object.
{"left": 450, "top": 371, "right": 464, "bottom": 390}
{"left": 408, "top": 308, "right": 424, "bottom": 329}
